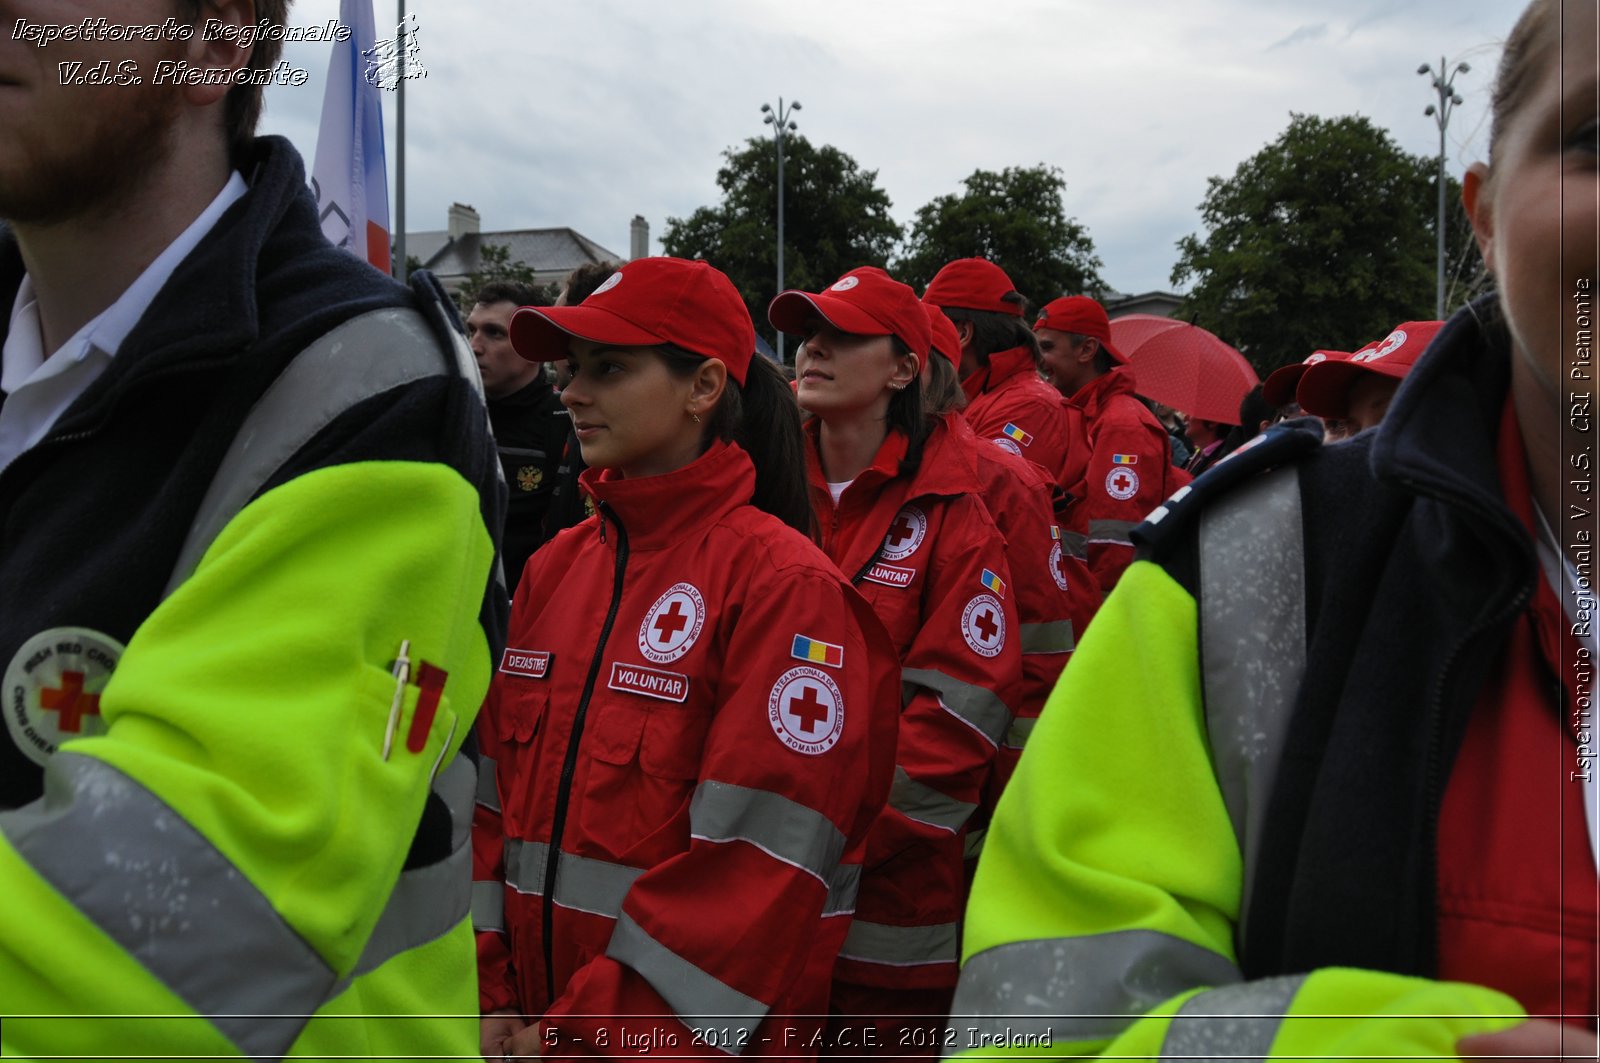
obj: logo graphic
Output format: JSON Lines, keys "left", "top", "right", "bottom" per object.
{"left": 1049, "top": 542, "right": 1070, "bottom": 591}
{"left": 768, "top": 666, "right": 845, "bottom": 756}
{"left": 639, "top": 583, "right": 707, "bottom": 664}
{"left": 363, "top": 13, "right": 425, "bottom": 90}
{"left": 830, "top": 276, "right": 860, "bottom": 292}
{"left": 1353, "top": 329, "right": 1407, "bottom": 363}
{"left": 880, "top": 506, "right": 928, "bottom": 562}
{"left": 992, "top": 437, "right": 1024, "bottom": 456}
{"left": 5, "top": 628, "right": 125, "bottom": 767}
{"left": 516, "top": 465, "right": 544, "bottom": 492}
{"left": 1106, "top": 466, "right": 1141, "bottom": 501}
{"left": 592, "top": 271, "right": 623, "bottom": 297}
{"left": 961, "top": 594, "right": 1006, "bottom": 657}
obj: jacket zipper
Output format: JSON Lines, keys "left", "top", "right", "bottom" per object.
{"left": 541, "top": 500, "right": 629, "bottom": 997}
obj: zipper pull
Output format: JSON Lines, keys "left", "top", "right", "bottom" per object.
{"left": 599, "top": 512, "right": 607, "bottom": 544}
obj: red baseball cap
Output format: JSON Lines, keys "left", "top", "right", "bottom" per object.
{"left": 1262, "top": 350, "right": 1348, "bottom": 409}
{"left": 921, "top": 258, "right": 1025, "bottom": 317}
{"left": 922, "top": 302, "right": 960, "bottom": 366}
{"left": 768, "top": 267, "right": 931, "bottom": 361}
{"left": 1296, "top": 322, "right": 1444, "bottom": 419}
{"left": 508, "top": 257, "right": 755, "bottom": 384}
{"left": 1033, "top": 295, "right": 1127, "bottom": 363}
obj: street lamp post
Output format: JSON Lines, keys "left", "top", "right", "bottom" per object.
{"left": 1418, "top": 57, "right": 1470, "bottom": 319}
{"left": 761, "top": 97, "right": 801, "bottom": 362}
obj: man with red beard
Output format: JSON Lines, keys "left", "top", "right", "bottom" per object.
{"left": 0, "top": 3, "right": 502, "bottom": 1058}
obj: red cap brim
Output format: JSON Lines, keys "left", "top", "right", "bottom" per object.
{"left": 768, "top": 290, "right": 895, "bottom": 340}
{"left": 508, "top": 304, "right": 667, "bottom": 363}
{"left": 1262, "top": 363, "right": 1310, "bottom": 408}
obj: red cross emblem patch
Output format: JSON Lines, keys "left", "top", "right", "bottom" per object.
{"left": 880, "top": 506, "right": 928, "bottom": 562}
{"left": 4, "top": 627, "right": 124, "bottom": 767}
{"left": 638, "top": 582, "right": 707, "bottom": 664}
{"left": 1049, "top": 542, "right": 1071, "bottom": 591}
{"left": 961, "top": 594, "right": 1007, "bottom": 657}
{"left": 767, "top": 665, "right": 845, "bottom": 756}
{"left": 1105, "top": 466, "right": 1141, "bottom": 501}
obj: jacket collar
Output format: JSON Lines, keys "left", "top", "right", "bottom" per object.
{"left": 961, "top": 344, "right": 1035, "bottom": 403}
{"left": 581, "top": 438, "right": 755, "bottom": 551}
{"left": 1068, "top": 363, "right": 1138, "bottom": 416}
{"left": 804, "top": 412, "right": 983, "bottom": 503}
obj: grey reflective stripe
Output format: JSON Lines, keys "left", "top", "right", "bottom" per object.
{"left": 1, "top": 753, "right": 331, "bottom": 1059}
{"left": 689, "top": 780, "right": 846, "bottom": 886}
{"left": 1020, "top": 620, "right": 1076, "bottom": 655}
{"left": 838, "top": 918, "right": 957, "bottom": 967}
{"left": 607, "top": 910, "right": 769, "bottom": 1053}
{"left": 472, "top": 879, "right": 506, "bottom": 934}
{"left": 1158, "top": 974, "right": 1307, "bottom": 1062}
{"left": 946, "top": 930, "right": 1243, "bottom": 1053}
{"left": 341, "top": 754, "right": 476, "bottom": 983}
{"left": 504, "top": 839, "right": 644, "bottom": 918}
{"left": 902, "top": 667, "right": 1011, "bottom": 747}
{"left": 164, "top": 307, "right": 449, "bottom": 597}
{"left": 963, "top": 825, "right": 987, "bottom": 860}
{"left": 1087, "top": 518, "right": 1139, "bottom": 545}
{"left": 1004, "top": 715, "right": 1037, "bottom": 752}
{"left": 1063, "top": 530, "right": 1088, "bottom": 560}
{"left": 477, "top": 754, "right": 500, "bottom": 813}
{"left": 1197, "top": 465, "right": 1304, "bottom": 958}
{"left": 824, "top": 863, "right": 860, "bottom": 916}
{"left": 888, "top": 766, "right": 976, "bottom": 834}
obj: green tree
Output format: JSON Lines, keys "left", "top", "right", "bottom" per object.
{"left": 662, "top": 135, "right": 903, "bottom": 356}
{"left": 455, "top": 243, "right": 556, "bottom": 314}
{"left": 894, "top": 165, "right": 1105, "bottom": 309}
{"left": 1171, "top": 113, "right": 1481, "bottom": 376}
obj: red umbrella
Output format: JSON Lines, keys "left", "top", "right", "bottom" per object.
{"left": 1108, "top": 314, "right": 1260, "bottom": 425}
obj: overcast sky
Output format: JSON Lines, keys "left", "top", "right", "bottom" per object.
{"left": 259, "top": 0, "right": 1513, "bottom": 297}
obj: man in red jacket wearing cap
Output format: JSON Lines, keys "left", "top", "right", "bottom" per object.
{"left": 1035, "top": 296, "right": 1188, "bottom": 597}
{"left": 922, "top": 259, "right": 1075, "bottom": 489}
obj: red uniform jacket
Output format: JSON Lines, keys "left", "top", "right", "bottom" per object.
{"left": 940, "top": 414, "right": 1099, "bottom": 802}
{"left": 473, "top": 441, "right": 899, "bottom": 1058}
{"left": 804, "top": 417, "right": 1023, "bottom": 994}
{"left": 1062, "top": 365, "right": 1189, "bottom": 595}
{"left": 1435, "top": 400, "right": 1598, "bottom": 1027}
{"left": 960, "top": 345, "right": 1075, "bottom": 489}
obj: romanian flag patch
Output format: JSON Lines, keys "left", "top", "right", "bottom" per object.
{"left": 980, "top": 569, "right": 1007, "bottom": 599}
{"left": 1050, "top": 524, "right": 1062, "bottom": 540}
{"left": 791, "top": 634, "right": 844, "bottom": 668}
{"left": 1111, "top": 453, "right": 1139, "bottom": 465}
{"left": 1002, "top": 423, "right": 1034, "bottom": 447}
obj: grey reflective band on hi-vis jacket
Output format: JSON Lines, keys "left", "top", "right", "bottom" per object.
{"left": 164, "top": 307, "right": 456, "bottom": 598}
{"left": 945, "top": 930, "right": 1246, "bottom": 1056}
{"left": 1157, "top": 974, "right": 1308, "bottom": 1063}
{"left": 1, "top": 750, "right": 475, "bottom": 1059}
{"left": 1196, "top": 465, "right": 1306, "bottom": 958}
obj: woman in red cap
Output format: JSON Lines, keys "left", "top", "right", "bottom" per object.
{"left": 472, "top": 257, "right": 900, "bottom": 1060}
{"left": 770, "top": 266, "right": 1023, "bottom": 1056}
